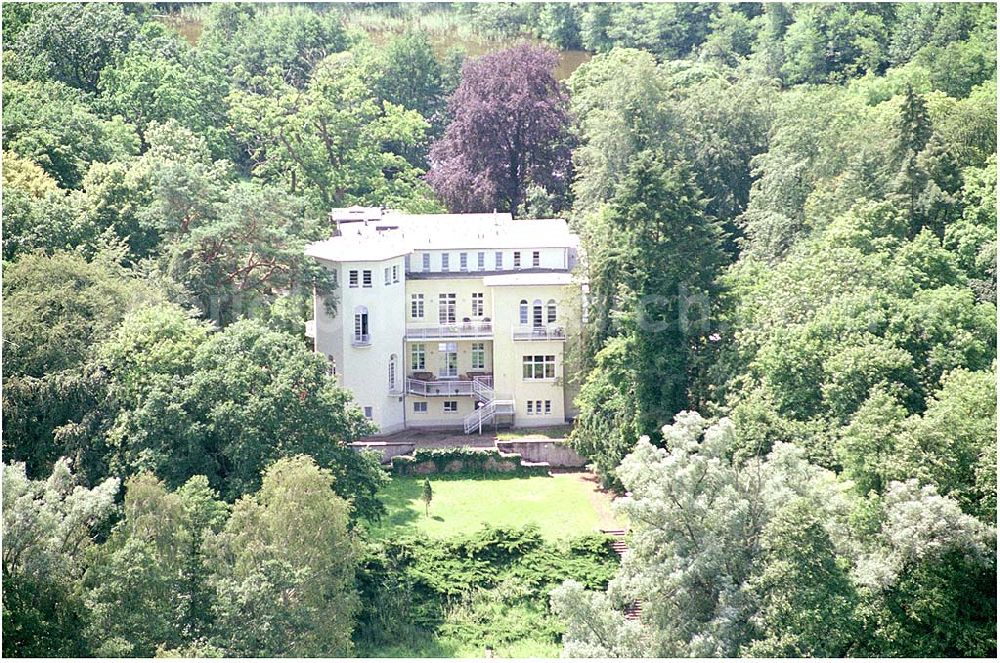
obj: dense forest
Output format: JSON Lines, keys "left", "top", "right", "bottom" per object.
{"left": 2, "top": 1, "right": 996, "bottom": 658}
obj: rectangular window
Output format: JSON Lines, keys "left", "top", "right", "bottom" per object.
{"left": 443, "top": 401, "right": 458, "bottom": 413}
{"left": 532, "top": 250, "right": 540, "bottom": 267}
{"left": 471, "top": 342, "right": 485, "bottom": 370}
{"left": 471, "top": 292, "right": 484, "bottom": 317}
{"left": 522, "top": 355, "right": 556, "bottom": 380}
{"left": 392, "top": 265, "right": 399, "bottom": 283}
{"left": 544, "top": 400, "right": 552, "bottom": 414}
{"left": 441, "top": 253, "right": 450, "bottom": 271}
{"left": 413, "top": 401, "right": 427, "bottom": 413}
{"left": 384, "top": 267, "right": 391, "bottom": 285}
{"left": 439, "top": 293, "right": 456, "bottom": 324}
{"left": 411, "top": 343, "right": 426, "bottom": 370}
{"left": 460, "top": 252, "right": 468, "bottom": 271}
{"left": 477, "top": 252, "right": 485, "bottom": 270}
{"left": 422, "top": 253, "right": 431, "bottom": 271}
{"left": 527, "top": 400, "right": 534, "bottom": 414}
{"left": 513, "top": 251, "right": 521, "bottom": 268}
{"left": 362, "top": 270, "right": 372, "bottom": 288}
{"left": 439, "top": 342, "right": 458, "bottom": 377}
{"left": 411, "top": 294, "right": 424, "bottom": 319}
{"left": 363, "top": 406, "right": 373, "bottom": 419}
{"left": 349, "top": 270, "right": 359, "bottom": 288}
{"left": 536, "top": 400, "right": 543, "bottom": 414}
{"left": 495, "top": 251, "right": 503, "bottom": 269}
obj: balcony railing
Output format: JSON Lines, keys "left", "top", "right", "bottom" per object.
{"left": 406, "top": 375, "right": 493, "bottom": 397}
{"left": 512, "top": 325, "right": 566, "bottom": 341}
{"left": 405, "top": 321, "right": 493, "bottom": 339}
{"left": 406, "top": 378, "right": 475, "bottom": 396}
{"left": 352, "top": 333, "right": 372, "bottom": 347}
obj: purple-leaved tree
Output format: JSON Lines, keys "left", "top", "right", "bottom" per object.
{"left": 427, "top": 44, "right": 571, "bottom": 217}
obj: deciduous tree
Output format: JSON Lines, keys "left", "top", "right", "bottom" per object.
{"left": 427, "top": 44, "right": 571, "bottom": 216}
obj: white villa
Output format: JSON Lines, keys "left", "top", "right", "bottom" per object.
{"left": 305, "top": 206, "right": 582, "bottom": 434}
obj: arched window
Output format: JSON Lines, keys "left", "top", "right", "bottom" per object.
{"left": 519, "top": 299, "right": 528, "bottom": 325}
{"left": 547, "top": 299, "right": 557, "bottom": 324}
{"left": 388, "top": 354, "right": 397, "bottom": 390}
{"left": 532, "top": 299, "right": 543, "bottom": 328}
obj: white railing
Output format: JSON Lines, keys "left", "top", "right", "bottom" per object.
{"left": 464, "top": 402, "right": 493, "bottom": 434}
{"left": 406, "top": 321, "right": 493, "bottom": 339}
{"left": 464, "top": 398, "right": 515, "bottom": 434}
{"left": 472, "top": 376, "right": 494, "bottom": 402}
{"left": 512, "top": 326, "right": 566, "bottom": 341}
{"left": 406, "top": 378, "right": 475, "bottom": 396}
{"left": 352, "top": 333, "right": 372, "bottom": 346}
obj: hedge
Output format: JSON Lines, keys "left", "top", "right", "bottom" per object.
{"left": 390, "top": 447, "right": 550, "bottom": 476}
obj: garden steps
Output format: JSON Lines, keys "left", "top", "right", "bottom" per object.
{"left": 601, "top": 528, "right": 642, "bottom": 622}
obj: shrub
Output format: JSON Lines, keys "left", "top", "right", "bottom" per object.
{"left": 353, "top": 526, "right": 618, "bottom": 654}
{"left": 390, "top": 447, "right": 549, "bottom": 477}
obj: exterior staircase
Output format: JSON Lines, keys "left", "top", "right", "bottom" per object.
{"left": 464, "top": 377, "right": 514, "bottom": 434}
{"left": 602, "top": 528, "right": 642, "bottom": 622}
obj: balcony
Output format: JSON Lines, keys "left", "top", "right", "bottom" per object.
{"left": 512, "top": 325, "right": 566, "bottom": 341}
{"left": 406, "top": 377, "right": 475, "bottom": 397}
{"left": 405, "top": 320, "right": 492, "bottom": 340}
{"left": 352, "top": 333, "right": 372, "bottom": 347}
{"left": 406, "top": 374, "right": 493, "bottom": 398}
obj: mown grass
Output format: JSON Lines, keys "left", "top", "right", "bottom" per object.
{"left": 366, "top": 473, "right": 612, "bottom": 542}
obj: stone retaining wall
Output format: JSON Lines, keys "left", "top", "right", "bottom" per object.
{"left": 495, "top": 439, "right": 588, "bottom": 468}
{"left": 348, "top": 441, "right": 416, "bottom": 463}
{"left": 349, "top": 437, "right": 588, "bottom": 471}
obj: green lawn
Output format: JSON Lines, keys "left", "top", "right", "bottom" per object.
{"left": 366, "top": 472, "right": 616, "bottom": 541}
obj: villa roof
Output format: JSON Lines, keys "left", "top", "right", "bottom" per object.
{"left": 306, "top": 210, "right": 579, "bottom": 263}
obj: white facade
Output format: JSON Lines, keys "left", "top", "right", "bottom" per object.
{"left": 307, "top": 208, "right": 581, "bottom": 434}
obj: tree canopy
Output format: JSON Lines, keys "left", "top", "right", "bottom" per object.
{"left": 1, "top": 2, "right": 995, "bottom": 657}
{"left": 427, "top": 43, "right": 571, "bottom": 216}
